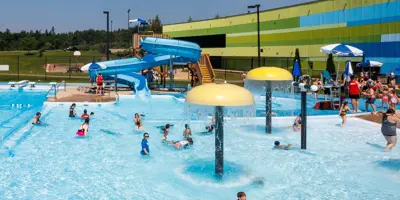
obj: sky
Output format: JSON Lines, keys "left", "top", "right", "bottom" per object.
{"left": 0, "top": 0, "right": 314, "bottom": 33}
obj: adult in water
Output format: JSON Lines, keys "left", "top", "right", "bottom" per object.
{"left": 274, "top": 141, "right": 292, "bottom": 150}
{"left": 81, "top": 109, "right": 89, "bottom": 119}
{"left": 32, "top": 112, "right": 45, "bottom": 125}
{"left": 140, "top": 133, "right": 150, "bottom": 155}
{"left": 292, "top": 115, "right": 302, "bottom": 132}
{"left": 165, "top": 137, "right": 194, "bottom": 149}
{"left": 76, "top": 118, "right": 89, "bottom": 137}
{"left": 377, "top": 108, "right": 400, "bottom": 151}
{"left": 69, "top": 103, "right": 76, "bottom": 117}
{"left": 183, "top": 124, "right": 192, "bottom": 139}
{"left": 134, "top": 113, "right": 144, "bottom": 130}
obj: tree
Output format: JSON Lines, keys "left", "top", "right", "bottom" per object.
{"left": 326, "top": 53, "right": 336, "bottom": 75}
{"left": 20, "top": 37, "right": 37, "bottom": 52}
{"left": 149, "top": 15, "right": 162, "bottom": 33}
{"left": 43, "top": 42, "right": 53, "bottom": 50}
{"left": 188, "top": 17, "right": 193, "bottom": 22}
{"left": 215, "top": 14, "right": 220, "bottom": 19}
{"left": 51, "top": 26, "right": 55, "bottom": 35}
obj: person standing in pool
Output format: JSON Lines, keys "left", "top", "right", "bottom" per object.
{"left": 32, "top": 112, "right": 45, "bottom": 125}
{"left": 378, "top": 109, "right": 400, "bottom": 151}
{"left": 292, "top": 115, "right": 302, "bottom": 131}
{"left": 183, "top": 124, "right": 192, "bottom": 139}
{"left": 134, "top": 113, "right": 144, "bottom": 130}
{"left": 162, "top": 124, "right": 171, "bottom": 140}
{"left": 76, "top": 118, "right": 89, "bottom": 137}
{"left": 363, "top": 84, "right": 377, "bottom": 114}
{"left": 339, "top": 101, "right": 352, "bottom": 127}
{"left": 348, "top": 75, "right": 361, "bottom": 112}
{"left": 69, "top": 103, "right": 76, "bottom": 117}
{"left": 140, "top": 133, "right": 150, "bottom": 155}
{"left": 205, "top": 117, "right": 215, "bottom": 132}
{"left": 81, "top": 109, "right": 89, "bottom": 119}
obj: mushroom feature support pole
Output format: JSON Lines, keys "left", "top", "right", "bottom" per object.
{"left": 300, "top": 91, "right": 307, "bottom": 149}
{"left": 265, "top": 81, "right": 272, "bottom": 133}
{"left": 215, "top": 106, "right": 224, "bottom": 175}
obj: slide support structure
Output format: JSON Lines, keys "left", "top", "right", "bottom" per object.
{"left": 169, "top": 55, "right": 173, "bottom": 91}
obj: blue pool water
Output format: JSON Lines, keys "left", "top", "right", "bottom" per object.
{"left": 0, "top": 90, "right": 47, "bottom": 141}
{"left": 1, "top": 94, "right": 400, "bottom": 199}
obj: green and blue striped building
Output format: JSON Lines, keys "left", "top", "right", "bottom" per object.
{"left": 163, "top": 0, "right": 400, "bottom": 75}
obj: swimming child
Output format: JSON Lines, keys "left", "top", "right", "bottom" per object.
{"left": 90, "top": 112, "right": 94, "bottom": 117}
{"left": 165, "top": 137, "right": 194, "bottom": 149}
{"left": 292, "top": 115, "right": 302, "bottom": 131}
{"left": 76, "top": 118, "right": 89, "bottom": 137}
{"left": 183, "top": 124, "right": 192, "bottom": 139}
{"left": 69, "top": 103, "right": 76, "bottom": 117}
{"left": 339, "top": 101, "right": 352, "bottom": 127}
{"left": 274, "top": 141, "right": 292, "bottom": 150}
{"left": 32, "top": 112, "right": 45, "bottom": 125}
{"left": 81, "top": 109, "right": 89, "bottom": 119}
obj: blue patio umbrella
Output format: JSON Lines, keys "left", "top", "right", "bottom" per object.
{"left": 343, "top": 60, "right": 353, "bottom": 82}
{"left": 292, "top": 59, "right": 301, "bottom": 80}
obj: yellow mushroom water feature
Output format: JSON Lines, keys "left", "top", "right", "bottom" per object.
{"left": 186, "top": 83, "right": 255, "bottom": 175}
{"left": 246, "top": 67, "right": 293, "bottom": 133}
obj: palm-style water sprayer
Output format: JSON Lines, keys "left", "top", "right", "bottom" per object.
{"left": 186, "top": 83, "right": 255, "bottom": 175}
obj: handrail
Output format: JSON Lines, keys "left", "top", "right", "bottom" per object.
{"left": 204, "top": 54, "right": 216, "bottom": 81}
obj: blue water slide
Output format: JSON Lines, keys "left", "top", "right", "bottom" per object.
{"left": 83, "top": 37, "right": 201, "bottom": 96}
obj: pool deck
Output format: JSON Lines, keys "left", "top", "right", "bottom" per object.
{"left": 46, "top": 87, "right": 125, "bottom": 102}
{"left": 356, "top": 111, "right": 400, "bottom": 124}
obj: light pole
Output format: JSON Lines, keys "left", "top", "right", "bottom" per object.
{"left": 103, "top": 11, "right": 110, "bottom": 60}
{"left": 248, "top": 4, "right": 261, "bottom": 67}
{"left": 128, "top": 9, "right": 133, "bottom": 57}
{"left": 111, "top": 20, "right": 113, "bottom": 49}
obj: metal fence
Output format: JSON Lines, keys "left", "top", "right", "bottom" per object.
{"left": 0, "top": 55, "right": 120, "bottom": 82}
{"left": 219, "top": 56, "right": 363, "bottom": 80}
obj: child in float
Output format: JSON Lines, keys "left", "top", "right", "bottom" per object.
{"left": 76, "top": 118, "right": 89, "bottom": 137}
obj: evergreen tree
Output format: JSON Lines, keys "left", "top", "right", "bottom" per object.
{"left": 188, "top": 16, "right": 193, "bottom": 22}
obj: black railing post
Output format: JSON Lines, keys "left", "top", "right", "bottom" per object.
{"left": 44, "top": 56, "right": 47, "bottom": 81}
{"left": 69, "top": 56, "right": 72, "bottom": 80}
{"left": 17, "top": 56, "right": 20, "bottom": 80}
